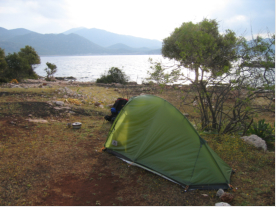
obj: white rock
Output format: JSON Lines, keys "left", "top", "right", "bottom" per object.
{"left": 215, "top": 202, "right": 231, "bottom": 206}
{"left": 240, "top": 135, "right": 267, "bottom": 151}
{"left": 54, "top": 101, "right": 65, "bottom": 106}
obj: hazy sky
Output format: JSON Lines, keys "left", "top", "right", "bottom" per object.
{"left": 0, "top": 0, "right": 275, "bottom": 41}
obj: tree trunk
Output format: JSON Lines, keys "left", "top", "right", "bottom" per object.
{"left": 195, "top": 67, "right": 199, "bottom": 83}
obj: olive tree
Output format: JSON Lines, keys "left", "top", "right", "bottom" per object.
{"left": 148, "top": 18, "right": 275, "bottom": 134}
{"left": 162, "top": 18, "right": 237, "bottom": 82}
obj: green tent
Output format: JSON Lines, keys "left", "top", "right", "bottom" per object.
{"left": 104, "top": 95, "right": 233, "bottom": 190}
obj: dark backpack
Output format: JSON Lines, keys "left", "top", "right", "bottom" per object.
{"left": 104, "top": 98, "right": 128, "bottom": 122}
{"left": 112, "top": 98, "right": 128, "bottom": 114}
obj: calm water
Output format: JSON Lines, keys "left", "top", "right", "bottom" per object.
{"left": 35, "top": 55, "right": 181, "bottom": 83}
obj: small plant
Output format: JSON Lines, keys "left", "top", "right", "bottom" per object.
{"left": 44, "top": 62, "right": 57, "bottom": 81}
{"left": 247, "top": 119, "right": 275, "bottom": 143}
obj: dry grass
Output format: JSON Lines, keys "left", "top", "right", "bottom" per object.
{"left": 0, "top": 84, "right": 274, "bottom": 206}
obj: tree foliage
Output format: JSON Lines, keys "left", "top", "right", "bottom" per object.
{"left": 0, "top": 45, "right": 40, "bottom": 82}
{"left": 146, "top": 58, "right": 181, "bottom": 85}
{"left": 162, "top": 18, "right": 237, "bottom": 82}
{"left": 4, "top": 52, "right": 31, "bottom": 81}
{"left": 0, "top": 48, "right": 8, "bottom": 82}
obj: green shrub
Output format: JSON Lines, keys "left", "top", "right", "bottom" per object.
{"left": 247, "top": 119, "right": 275, "bottom": 150}
{"left": 96, "top": 67, "right": 128, "bottom": 84}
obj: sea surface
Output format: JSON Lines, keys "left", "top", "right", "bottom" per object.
{"left": 34, "top": 55, "right": 193, "bottom": 84}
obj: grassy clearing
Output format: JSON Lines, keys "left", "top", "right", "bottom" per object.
{"left": 0, "top": 84, "right": 274, "bottom": 206}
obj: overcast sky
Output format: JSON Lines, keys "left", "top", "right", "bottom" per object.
{"left": 0, "top": 0, "right": 275, "bottom": 41}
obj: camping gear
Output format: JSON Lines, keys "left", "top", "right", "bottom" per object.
{"left": 104, "top": 98, "right": 128, "bottom": 122}
{"left": 72, "top": 122, "right": 82, "bottom": 129}
{"left": 103, "top": 95, "right": 233, "bottom": 190}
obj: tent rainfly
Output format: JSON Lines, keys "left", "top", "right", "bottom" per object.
{"left": 103, "top": 95, "right": 233, "bottom": 190}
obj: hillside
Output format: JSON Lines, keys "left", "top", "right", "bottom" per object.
{"left": 6, "top": 32, "right": 107, "bottom": 55}
{"left": 0, "top": 27, "right": 33, "bottom": 41}
{"left": 63, "top": 27, "right": 162, "bottom": 48}
{"left": 0, "top": 27, "right": 162, "bottom": 55}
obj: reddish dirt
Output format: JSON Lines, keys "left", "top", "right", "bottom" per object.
{"left": 37, "top": 170, "right": 140, "bottom": 206}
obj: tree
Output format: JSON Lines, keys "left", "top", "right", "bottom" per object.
{"left": 148, "top": 18, "right": 275, "bottom": 135}
{"left": 180, "top": 33, "right": 274, "bottom": 134}
{"left": 18, "top": 45, "right": 40, "bottom": 77}
{"left": 0, "top": 46, "right": 41, "bottom": 82}
{"left": 0, "top": 48, "right": 8, "bottom": 82}
{"left": 162, "top": 18, "right": 237, "bottom": 82}
{"left": 44, "top": 62, "right": 57, "bottom": 81}
{"left": 5, "top": 52, "right": 31, "bottom": 81}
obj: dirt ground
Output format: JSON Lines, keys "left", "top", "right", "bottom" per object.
{"left": 0, "top": 113, "right": 202, "bottom": 206}
{"left": 0, "top": 85, "right": 274, "bottom": 206}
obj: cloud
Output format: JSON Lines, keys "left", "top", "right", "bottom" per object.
{"left": 0, "top": 0, "right": 274, "bottom": 40}
{"left": 0, "top": 0, "right": 70, "bottom": 33}
{"left": 209, "top": 0, "right": 275, "bottom": 36}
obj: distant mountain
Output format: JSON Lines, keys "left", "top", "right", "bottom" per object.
{"left": 106, "top": 43, "right": 159, "bottom": 55}
{"left": 63, "top": 27, "right": 86, "bottom": 35}
{"left": 63, "top": 28, "right": 162, "bottom": 49}
{"left": 0, "top": 27, "right": 162, "bottom": 55}
{"left": 6, "top": 32, "right": 107, "bottom": 55}
{"left": 0, "top": 27, "right": 33, "bottom": 41}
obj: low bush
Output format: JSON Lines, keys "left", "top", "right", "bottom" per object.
{"left": 96, "top": 67, "right": 128, "bottom": 84}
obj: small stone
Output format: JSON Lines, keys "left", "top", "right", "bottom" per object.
{"left": 94, "top": 102, "right": 101, "bottom": 107}
{"left": 55, "top": 101, "right": 64, "bottom": 106}
{"left": 53, "top": 107, "right": 62, "bottom": 110}
{"left": 216, "top": 189, "right": 224, "bottom": 197}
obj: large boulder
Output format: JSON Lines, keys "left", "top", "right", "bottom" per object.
{"left": 240, "top": 135, "right": 267, "bottom": 151}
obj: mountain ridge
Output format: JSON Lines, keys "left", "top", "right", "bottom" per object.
{"left": 0, "top": 27, "right": 162, "bottom": 55}
{"left": 63, "top": 27, "right": 162, "bottom": 48}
